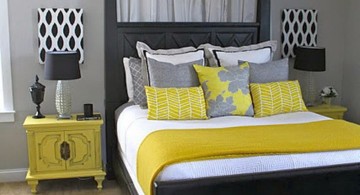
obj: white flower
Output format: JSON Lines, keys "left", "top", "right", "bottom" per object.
{"left": 322, "top": 88, "right": 331, "bottom": 94}
{"left": 320, "top": 86, "right": 338, "bottom": 98}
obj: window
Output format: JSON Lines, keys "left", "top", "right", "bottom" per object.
{"left": 0, "top": 0, "right": 15, "bottom": 122}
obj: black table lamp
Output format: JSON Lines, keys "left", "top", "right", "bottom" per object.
{"left": 294, "top": 46, "right": 326, "bottom": 106}
{"left": 44, "top": 51, "right": 81, "bottom": 119}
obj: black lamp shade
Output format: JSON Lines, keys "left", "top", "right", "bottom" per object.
{"left": 44, "top": 51, "right": 81, "bottom": 80}
{"left": 294, "top": 46, "right": 326, "bottom": 72}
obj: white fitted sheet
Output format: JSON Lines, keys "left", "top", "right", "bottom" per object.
{"left": 116, "top": 105, "right": 360, "bottom": 194}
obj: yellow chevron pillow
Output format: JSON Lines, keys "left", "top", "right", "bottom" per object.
{"left": 250, "top": 80, "right": 307, "bottom": 117}
{"left": 145, "top": 86, "right": 208, "bottom": 120}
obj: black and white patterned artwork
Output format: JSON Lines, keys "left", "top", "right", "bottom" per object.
{"left": 38, "top": 8, "right": 84, "bottom": 64}
{"left": 281, "top": 9, "right": 318, "bottom": 58}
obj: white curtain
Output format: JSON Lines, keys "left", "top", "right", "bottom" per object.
{"left": 0, "top": 0, "right": 15, "bottom": 120}
{"left": 117, "top": 0, "right": 257, "bottom": 22}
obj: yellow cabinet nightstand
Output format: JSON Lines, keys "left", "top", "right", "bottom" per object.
{"left": 23, "top": 114, "right": 106, "bottom": 193}
{"left": 307, "top": 104, "right": 347, "bottom": 119}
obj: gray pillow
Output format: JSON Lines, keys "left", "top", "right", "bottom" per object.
{"left": 147, "top": 58, "right": 204, "bottom": 88}
{"left": 129, "top": 57, "right": 147, "bottom": 108}
{"left": 239, "top": 58, "right": 289, "bottom": 83}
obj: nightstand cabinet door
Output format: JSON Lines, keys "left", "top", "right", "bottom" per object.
{"left": 35, "top": 131, "right": 66, "bottom": 172}
{"left": 65, "top": 130, "right": 96, "bottom": 170}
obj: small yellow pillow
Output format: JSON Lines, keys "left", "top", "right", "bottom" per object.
{"left": 145, "top": 86, "right": 208, "bottom": 120}
{"left": 250, "top": 80, "right": 307, "bottom": 117}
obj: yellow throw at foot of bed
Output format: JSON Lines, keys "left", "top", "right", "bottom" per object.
{"left": 137, "top": 120, "right": 360, "bottom": 195}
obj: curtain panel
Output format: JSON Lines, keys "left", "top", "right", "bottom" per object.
{"left": 116, "top": 0, "right": 257, "bottom": 22}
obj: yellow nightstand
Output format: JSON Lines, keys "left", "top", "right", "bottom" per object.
{"left": 23, "top": 114, "right": 106, "bottom": 193}
{"left": 307, "top": 104, "right": 347, "bottom": 119}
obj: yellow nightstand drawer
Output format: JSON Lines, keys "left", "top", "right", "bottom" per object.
{"left": 23, "top": 114, "right": 106, "bottom": 193}
{"left": 307, "top": 105, "right": 347, "bottom": 119}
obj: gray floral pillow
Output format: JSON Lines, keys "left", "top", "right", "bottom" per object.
{"left": 194, "top": 64, "right": 254, "bottom": 118}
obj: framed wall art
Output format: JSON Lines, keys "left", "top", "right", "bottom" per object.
{"left": 281, "top": 9, "right": 318, "bottom": 58}
{"left": 38, "top": 8, "right": 84, "bottom": 64}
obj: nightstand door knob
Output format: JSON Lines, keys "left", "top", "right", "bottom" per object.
{"left": 60, "top": 141, "right": 70, "bottom": 160}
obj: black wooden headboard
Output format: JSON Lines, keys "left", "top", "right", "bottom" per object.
{"left": 105, "top": 0, "right": 270, "bottom": 179}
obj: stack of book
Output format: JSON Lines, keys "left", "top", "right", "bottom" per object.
{"left": 76, "top": 114, "right": 101, "bottom": 121}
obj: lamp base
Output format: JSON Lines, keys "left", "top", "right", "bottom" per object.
{"left": 302, "top": 71, "right": 317, "bottom": 106}
{"left": 57, "top": 114, "right": 72, "bottom": 119}
{"left": 55, "top": 80, "right": 72, "bottom": 119}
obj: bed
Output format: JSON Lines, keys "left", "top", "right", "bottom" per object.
{"left": 105, "top": 0, "right": 360, "bottom": 194}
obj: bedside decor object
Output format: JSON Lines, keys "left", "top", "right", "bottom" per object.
{"left": 23, "top": 114, "right": 106, "bottom": 193}
{"left": 281, "top": 9, "right": 318, "bottom": 58}
{"left": 294, "top": 46, "right": 326, "bottom": 106}
{"left": 320, "top": 86, "right": 338, "bottom": 106}
{"left": 84, "top": 103, "right": 93, "bottom": 117}
{"left": 44, "top": 51, "right": 81, "bottom": 119}
{"left": 38, "top": 8, "right": 84, "bottom": 64}
{"left": 29, "top": 75, "right": 45, "bottom": 119}
{"left": 77, "top": 103, "right": 101, "bottom": 121}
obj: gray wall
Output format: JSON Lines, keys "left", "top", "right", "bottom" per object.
{"left": 271, "top": 0, "right": 346, "bottom": 106}
{"left": 0, "top": 0, "right": 104, "bottom": 170}
{"left": 0, "top": 0, "right": 358, "bottom": 178}
{"left": 342, "top": 0, "right": 360, "bottom": 124}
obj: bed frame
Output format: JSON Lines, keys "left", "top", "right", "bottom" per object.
{"left": 105, "top": 0, "right": 360, "bottom": 194}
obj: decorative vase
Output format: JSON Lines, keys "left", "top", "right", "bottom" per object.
{"left": 322, "top": 97, "right": 332, "bottom": 107}
{"left": 29, "top": 75, "right": 45, "bottom": 118}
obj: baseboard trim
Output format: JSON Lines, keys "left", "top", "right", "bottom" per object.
{"left": 0, "top": 168, "right": 27, "bottom": 183}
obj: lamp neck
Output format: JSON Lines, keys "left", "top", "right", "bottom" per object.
{"left": 55, "top": 80, "right": 72, "bottom": 119}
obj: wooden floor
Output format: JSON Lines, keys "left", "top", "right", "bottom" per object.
{"left": 0, "top": 178, "right": 129, "bottom": 195}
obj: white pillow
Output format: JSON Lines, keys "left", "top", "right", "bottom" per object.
{"left": 199, "top": 40, "right": 277, "bottom": 67}
{"left": 145, "top": 50, "right": 205, "bottom": 65}
{"left": 123, "top": 57, "right": 133, "bottom": 101}
{"left": 214, "top": 47, "right": 272, "bottom": 67}
{"left": 136, "top": 41, "right": 198, "bottom": 66}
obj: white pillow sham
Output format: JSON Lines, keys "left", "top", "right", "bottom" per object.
{"left": 199, "top": 40, "right": 277, "bottom": 67}
{"left": 145, "top": 50, "right": 205, "bottom": 65}
{"left": 214, "top": 47, "right": 272, "bottom": 67}
{"left": 136, "top": 41, "right": 198, "bottom": 66}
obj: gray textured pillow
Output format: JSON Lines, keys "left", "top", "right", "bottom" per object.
{"left": 239, "top": 58, "right": 289, "bottom": 83}
{"left": 136, "top": 41, "right": 198, "bottom": 79}
{"left": 128, "top": 57, "right": 147, "bottom": 107}
{"left": 147, "top": 58, "right": 204, "bottom": 88}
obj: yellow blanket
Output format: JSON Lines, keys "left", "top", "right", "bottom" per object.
{"left": 137, "top": 120, "right": 360, "bottom": 195}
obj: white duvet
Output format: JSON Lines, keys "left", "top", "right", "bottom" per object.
{"left": 116, "top": 105, "right": 360, "bottom": 194}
